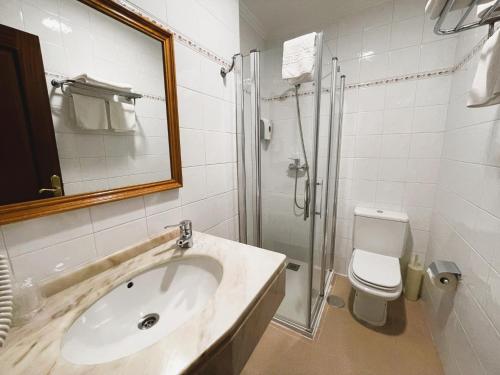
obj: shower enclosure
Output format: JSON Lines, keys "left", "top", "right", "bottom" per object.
{"left": 235, "top": 32, "right": 346, "bottom": 334}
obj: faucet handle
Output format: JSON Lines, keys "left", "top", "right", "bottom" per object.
{"left": 164, "top": 220, "right": 192, "bottom": 233}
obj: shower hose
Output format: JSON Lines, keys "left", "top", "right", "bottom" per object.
{"left": 293, "top": 84, "right": 311, "bottom": 221}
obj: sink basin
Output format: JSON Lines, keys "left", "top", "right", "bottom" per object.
{"left": 61, "top": 256, "right": 223, "bottom": 365}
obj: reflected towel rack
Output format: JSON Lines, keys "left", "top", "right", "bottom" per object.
{"left": 435, "top": 0, "right": 500, "bottom": 37}
{"left": 51, "top": 79, "right": 143, "bottom": 100}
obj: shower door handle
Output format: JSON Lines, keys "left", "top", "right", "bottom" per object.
{"left": 315, "top": 179, "right": 323, "bottom": 218}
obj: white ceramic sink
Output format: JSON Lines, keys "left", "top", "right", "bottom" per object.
{"left": 61, "top": 256, "right": 223, "bottom": 365}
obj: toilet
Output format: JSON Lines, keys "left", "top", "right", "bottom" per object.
{"left": 348, "top": 207, "right": 409, "bottom": 326}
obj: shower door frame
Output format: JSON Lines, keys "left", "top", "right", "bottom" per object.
{"left": 235, "top": 33, "right": 341, "bottom": 335}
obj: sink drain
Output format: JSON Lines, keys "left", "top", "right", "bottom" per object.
{"left": 138, "top": 313, "right": 159, "bottom": 330}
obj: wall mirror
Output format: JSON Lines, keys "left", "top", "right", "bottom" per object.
{"left": 0, "top": 0, "right": 181, "bottom": 224}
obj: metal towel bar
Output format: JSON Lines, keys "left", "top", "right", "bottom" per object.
{"left": 434, "top": 0, "right": 500, "bottom": 37}
{"left": 51, "top": 79, "right": 143, "bottom": 100}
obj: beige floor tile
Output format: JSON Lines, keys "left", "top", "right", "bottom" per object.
{"left": 242, "top": 276, "right": 443, "bottom": 375}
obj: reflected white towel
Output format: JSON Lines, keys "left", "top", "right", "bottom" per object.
{"left": 467, "top": 28, "right": 500, "bottom": 107}
{"left": 425, "top": 0, "right": 472, "bottom": 20}
{"left": 72, "top": 94, "right": 108, "bottom": 130}
{"left": 477, "top": 1, "right": 500, "bottom": 19}
{"left": 282, "top": 32, "right": 317, "bottom": 85}
{"left": 72, "top": 74, "right": 132, "bottom": 92}
{"left": 109, "top": 100, "right": 137, "bottom": 132}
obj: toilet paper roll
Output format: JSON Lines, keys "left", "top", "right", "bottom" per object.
{"left": 426, "top": 260, "right": 460, "bottom": 291}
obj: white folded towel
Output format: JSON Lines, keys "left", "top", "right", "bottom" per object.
{"left": 467, "top": 28, "right": 500, "bottom": 107}
{"left": 72, "top": 93, "right": 108, "bottom": 130}
{"left": 477, "top": 1, "right": 500, "bottom": 19}
{"left": 109, "top": 100, "right": 137, "bottom": 132}
{"left": 425, "top": 0, "right": 473, "bottom": 20}
{"left": 72, "top": 74, "right": 132, "bottom": 92}
{"left": 282, "top": 32, "right": 317, "bottom": 85}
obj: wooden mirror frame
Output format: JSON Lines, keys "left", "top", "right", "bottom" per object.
{"left": 0, "top": 0, "right": 182, "bottom": 225}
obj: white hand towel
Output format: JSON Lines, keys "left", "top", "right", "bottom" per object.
{"left": 467, "top": 28, "right": 500, "bottom": 107}
{"left": 282, "top": 32, "right": 317, "bottom": 85}
{"left": 72, "top": 74, "right": 132, "bottom": 92}
{"left": 109, "top": 100, "right": 137, "bottom": 132}
{"left": 72, "top": 93, "right": 108, "bottom": 130}
{"left": 477, "top": 1, "right": 500, "bottom": 19}
{"left": 425, "top": 0, "right": 473, "bottom": 20}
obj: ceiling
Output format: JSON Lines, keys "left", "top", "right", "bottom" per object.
{"left": 240, "top": 0, "right": 388, "bottom": 41}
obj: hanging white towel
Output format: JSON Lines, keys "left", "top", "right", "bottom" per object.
{"left": 467, "top": 28, "right": 500, "bottom": 107}
{"left": 72, "top": 74, "right": 132, "bottom": 92}
{"left": 72, "top": 94, "right": 108, "bottom": 130}
{"left": 477, "top": 1, "right": 500, "bottom": 20}
{"left": 282, "top": 32, "right": 317, "bottom": 85}
{"left": 425, "top": 0, "right": 472, "bottom": 20}
{"left": 109, "top": 100, "right": 137, "bottom": 132}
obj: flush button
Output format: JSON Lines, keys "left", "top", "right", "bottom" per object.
{"left": 377, "top": 210, "right": 384, "bottom": 213}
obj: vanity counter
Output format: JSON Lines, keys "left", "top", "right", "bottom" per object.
{"left": 0, "top": 232, "right": 286, "bottom": 374}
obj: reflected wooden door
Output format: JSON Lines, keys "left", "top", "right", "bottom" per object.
{"left": 0, "top": 24, "right": 61, "bottom": 205}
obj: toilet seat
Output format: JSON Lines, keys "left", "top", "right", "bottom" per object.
{"left": 351, "top": 249, "right": 401, "bottom": 290}
{"left": 348, "top": 249, "right": 402, "bottom": 301}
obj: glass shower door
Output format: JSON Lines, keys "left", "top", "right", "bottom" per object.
{"left": 236, "top": 32, "right": 338, "bottom": 331}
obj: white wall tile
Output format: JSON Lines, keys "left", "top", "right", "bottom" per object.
{"left": 205, "top": 131, "right": 235, "bottom": 164}
{"left": 419, "top": 38, "right": 458, "bottom": 71}
{"left": 90, "top": 197, "right": 145, "bottom": 232}
{"left": 362, "top": 24, "right": 390, "bottom": 57}
{"left": 410, "top": 133, "right": 444, "bottom": 158}
{"left": 376, "top": 181, "right": 405, "bottom": 205}
{"left": 393, "top": 0, "right": 426, "bottom": 21}
{"left": 385, "top": 81, "right": 416, "bottom": 109}
{"left": 412, "top": 105, "right": 447, "bottom": 133}
{"left": 3, "top": 209, "right": 93, "bottom": 256}
{"left": 338, "top": 32, "right": 362, "bottom": 60}
{"left": 390, "top": 17, "right": 424, "bottom": 50}
{"left": 94, "top": 218, "right": 149, "bottom": 257}
{"left": 10, "top": 235, "right": 96, "bottom": 282}
{"left": 380, "top": 134, "right": 411, "bottom": 158}
{"left": 144, "top": 190, "right": 181, "bottom": 216}
{"left": 180, "top": 128, "right": 206, "bottom": 167}
{"left": 378, "top": 158, "right": 408, "bottom": 181}
{"left": 146, "top": 207, "right": 182, "bottom": 237}
{"left": 177, "top": 87, "right": 204, "bottom": 130}
{"left": 206, "top": 163, "right": 234, "bottom": 196}
{"left": 180, "top": 166, "right": 207, "bottom": 204}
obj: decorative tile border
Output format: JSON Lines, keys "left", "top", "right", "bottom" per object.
{"left": 262, "top": 35, "right": 487, "bottom": 101}
{"left": 114, "top": 0, "right": 232, "bottom": 68}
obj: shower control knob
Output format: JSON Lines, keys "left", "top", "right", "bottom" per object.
{"left": 288, "top": 157, "right": 301, "bottom": 170}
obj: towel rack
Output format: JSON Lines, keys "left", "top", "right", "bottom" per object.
{"left": 51, "top": 79, "right": 143, "bottom": 100}
{"left": 434, "top": 0, "right": 500, "bottom": 37}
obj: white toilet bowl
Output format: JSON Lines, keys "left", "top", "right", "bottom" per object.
{"left": 348, "top": 249, "right": 402, "bottom": 326}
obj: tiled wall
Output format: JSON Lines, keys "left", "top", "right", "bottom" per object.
{"left": 328, "top": 0, "right": 458, "bottom": 275}
{"left": 421, "top": 25, "right": 500, "bottom": 375}
{"left": 0, "top": 0, "right": 240, "bottom": 282}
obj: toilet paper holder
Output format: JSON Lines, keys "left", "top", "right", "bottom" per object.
{"left": 427, "top": 260, "right": 462, "bottom": 285}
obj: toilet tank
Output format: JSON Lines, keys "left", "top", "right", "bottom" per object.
{"left": 353, "top": 207, "right": 409, "bottom": 257}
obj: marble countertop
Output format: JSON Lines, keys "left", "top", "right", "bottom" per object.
{"left": 0, "top": 232, "right": 286, "bottom": 374}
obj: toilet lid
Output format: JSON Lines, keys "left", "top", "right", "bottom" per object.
{"left": 352, "top": 249, "right": 401, "bottom": 289}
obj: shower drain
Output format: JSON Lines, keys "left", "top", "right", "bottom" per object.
{"left": 286, "top": 262, "right": 301, "bottom": 271}
{"left": 138, "top": 313, "right": 160, "bottom": 330}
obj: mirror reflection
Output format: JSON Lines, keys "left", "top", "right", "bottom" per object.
{"left": 1, "top": 0, "right": 172, "bottom": 206}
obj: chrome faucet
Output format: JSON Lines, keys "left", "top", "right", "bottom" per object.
{"left": 164, "top": 220, "right": 193, "bottom": 248}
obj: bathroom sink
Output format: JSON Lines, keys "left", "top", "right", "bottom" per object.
{"left": 61, "top": 256, "right": 223, "bottom": 365}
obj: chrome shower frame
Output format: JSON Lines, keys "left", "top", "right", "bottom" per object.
{"left": 234, "top": 34, "right": 347, "bottom": 337}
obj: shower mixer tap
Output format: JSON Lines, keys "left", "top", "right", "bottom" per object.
{"left": 288, "top": 157, "right": 307, "bottom": 171}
